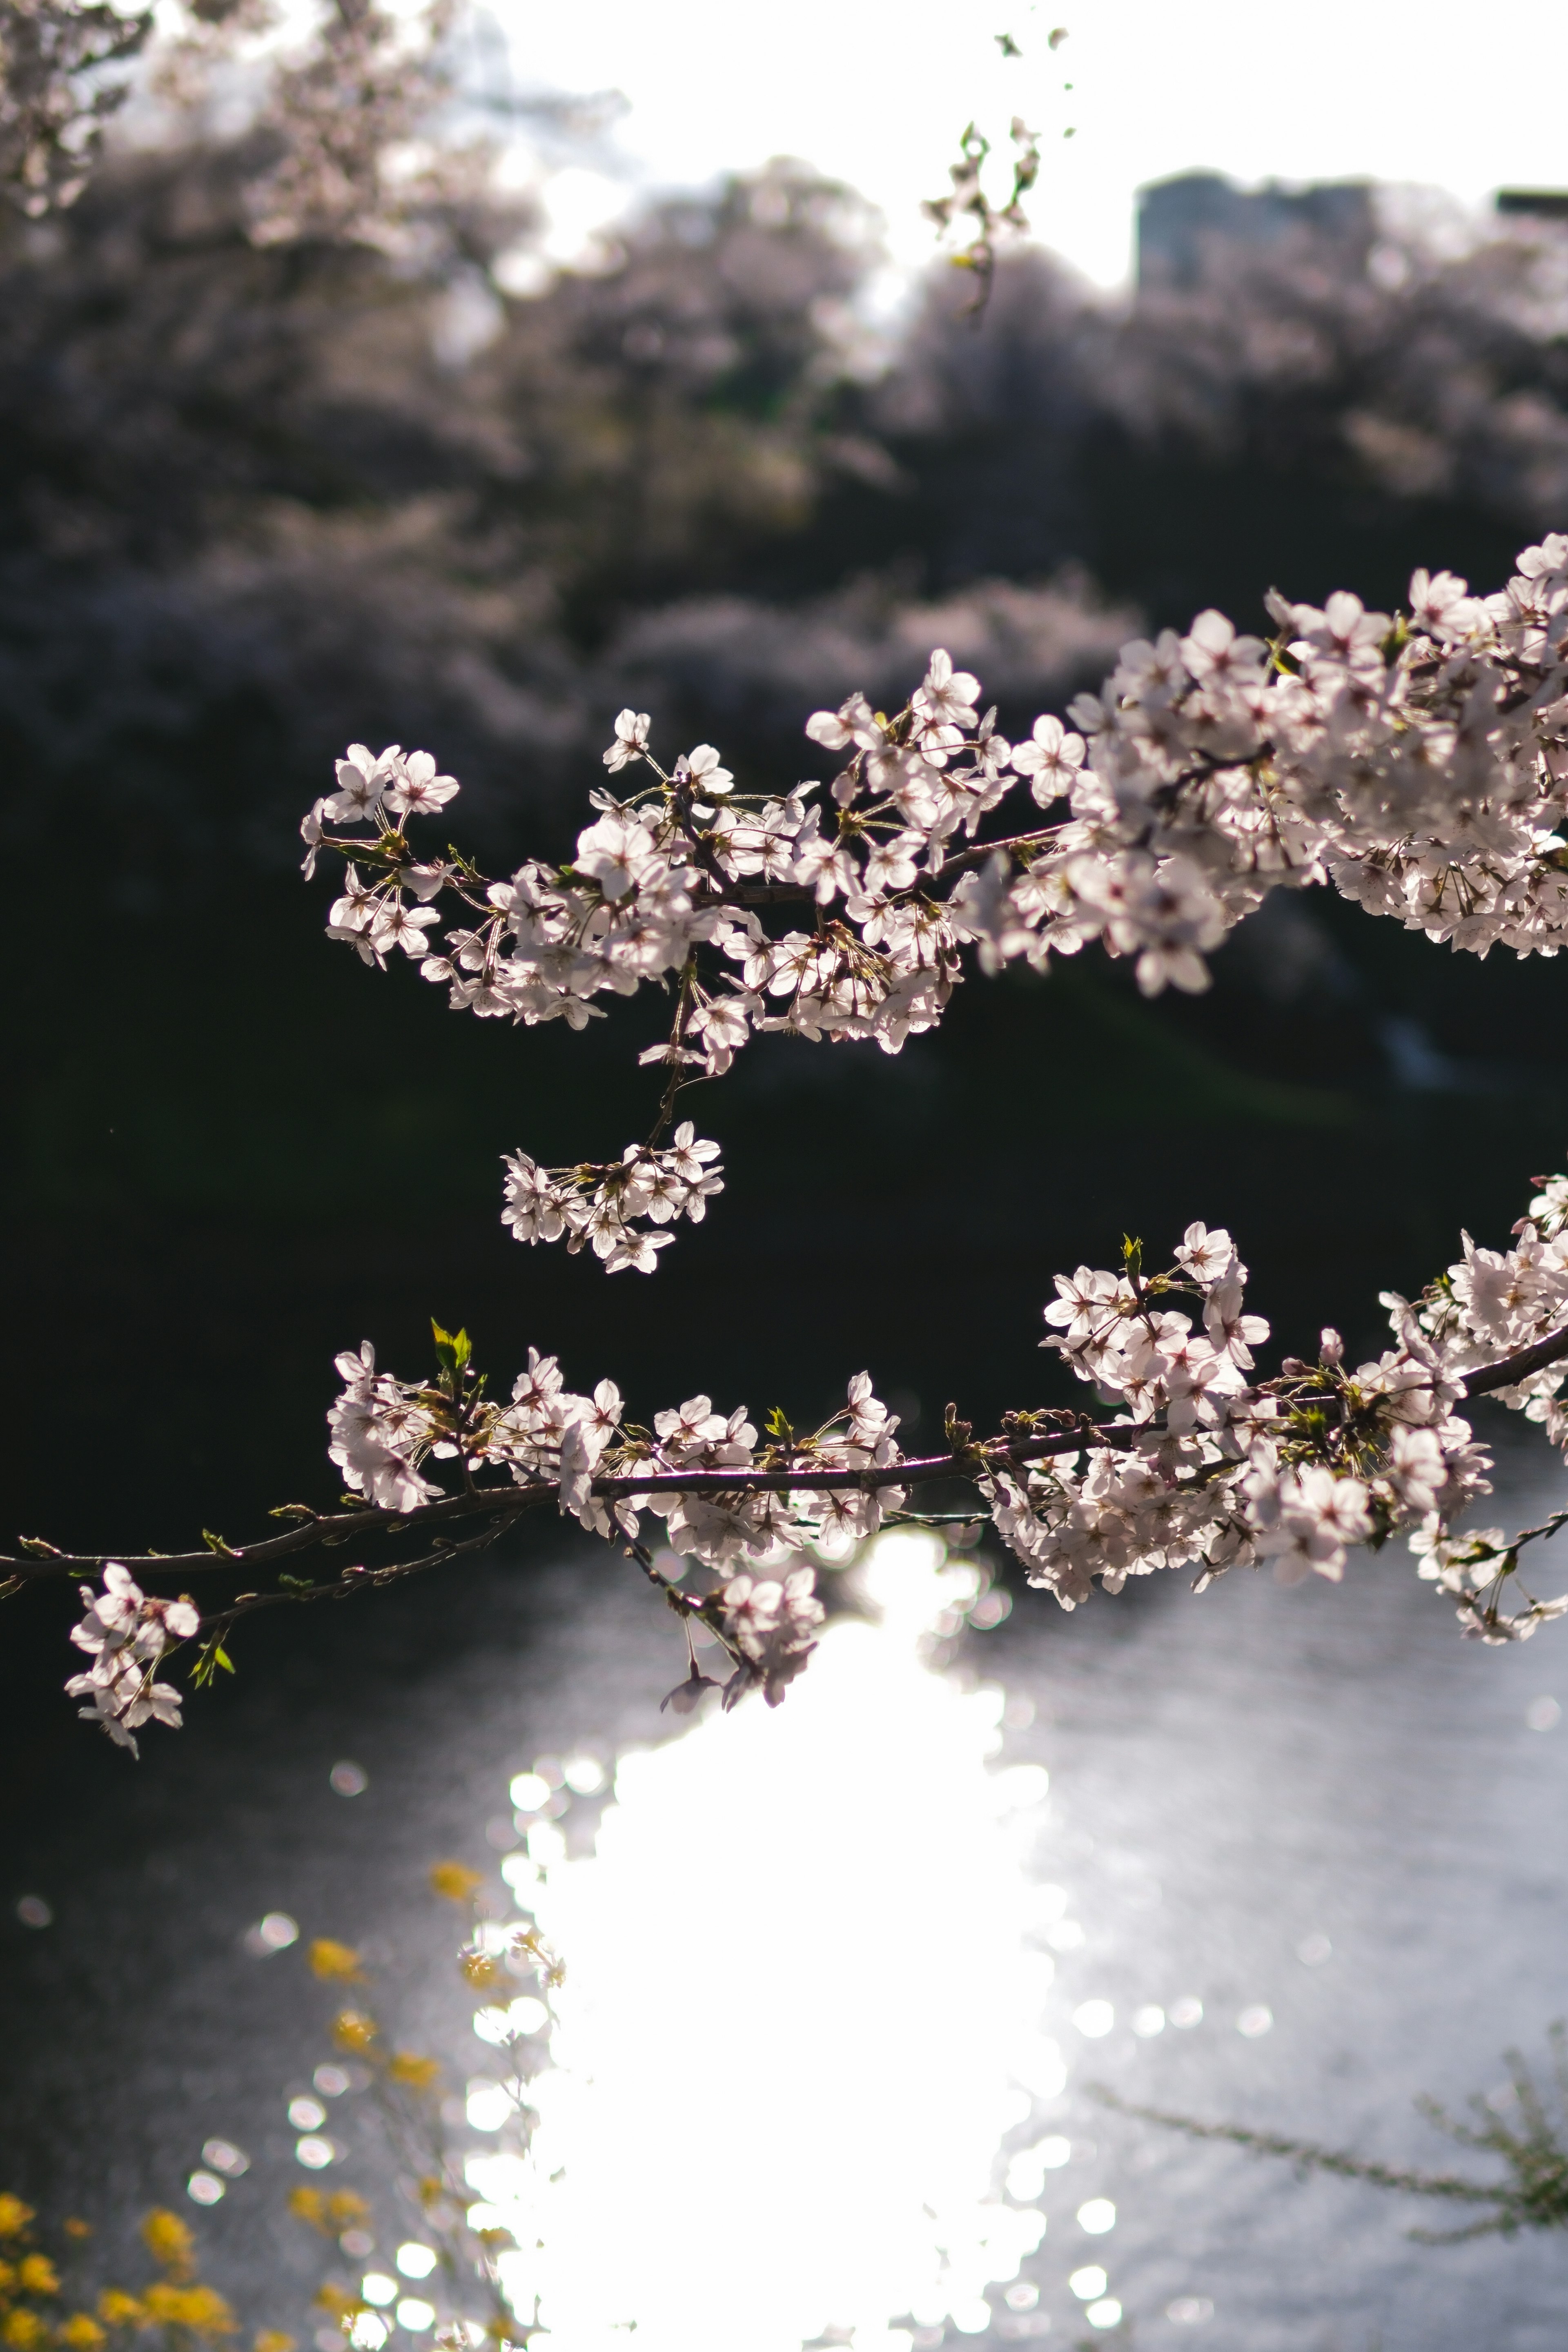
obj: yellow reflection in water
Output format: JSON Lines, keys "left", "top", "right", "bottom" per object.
{"left": 469, "top": 1533, "right": 1054, "bottom": 2352}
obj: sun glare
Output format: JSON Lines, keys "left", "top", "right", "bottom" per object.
{"left": 467, "top": 1533, "right": 1058, "bottom": 2350}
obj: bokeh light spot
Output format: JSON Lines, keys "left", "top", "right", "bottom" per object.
{"left": 244, "top": 1912, "right": 298, "bottom": 1956}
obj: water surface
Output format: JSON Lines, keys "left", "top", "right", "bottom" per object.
{"left": 5, "top": 1436, "right": 1568, "bottom": 2352}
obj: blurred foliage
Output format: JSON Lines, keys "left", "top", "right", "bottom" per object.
{"left": 0, "top": 2192, "right": 250, "bottom": 2349}
{"left": 1097, "top": 2024, "right": 1568, "bottom": 2242}
{"left": 0, "top": 0, "right": 152, "bottom": 218}
{"left": 0, "top": 1871, "right": 557, "bottom": 2345}
{"left": 872, "top": 203, "right": 1568, "bottom": 623}
{"left": 0, "top": 149, "right": 896, "bottom": 878}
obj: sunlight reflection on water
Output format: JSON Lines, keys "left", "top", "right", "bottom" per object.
{"left": 466, "top": 1534, "right": 1056, "bottom": 2352}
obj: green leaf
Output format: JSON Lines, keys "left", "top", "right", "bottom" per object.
{"left": 190, "top": 1638, "right": 236, "bottom": 1689}
{"left": 430, "top": 1318, "right": 472, "bottom": 1378}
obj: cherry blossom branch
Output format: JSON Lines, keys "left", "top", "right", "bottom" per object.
{"left": 29, "top": 1165, "right": 1568, "bottom": 1757}
{"left": 1463, "top": 1325, "right": 1568, "bottom": 1396}
{"left": 38, "top": 536, "right": 1568, "bottom": 1748}
{"left": 300, "top": 539, "right": 1568, "bottom": 1289}
{"left": 0, "top": 1421, "right": 1138, "bottom": 1588}
{"left": 2, "top": 1489, "right": 525, "bottom": 1581}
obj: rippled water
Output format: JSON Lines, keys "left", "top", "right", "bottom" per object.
{"left": 6, "top": 1434, "right": 1568, "bottom": 2351}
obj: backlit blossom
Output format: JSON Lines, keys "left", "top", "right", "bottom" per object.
{"left": 381, "top": 750, "right": 459, "bottom": 819}
{"left": 501, "top": 1125, "right": 723, "bottom": 1272}
{"left": 602, "top": 709, "right": 650, "bottom": 772}
{"left": 66, "top": 1567, "right": 199, "bottom": 1753}
{"left": 717, "top": 1567, "right": 825, "bottom": 1706}
{"left": 1010, "top": 713, "right": 1085, "bottom": 806}
{"left": 309, "top": 546, "right": 1568, "bottom": 1275}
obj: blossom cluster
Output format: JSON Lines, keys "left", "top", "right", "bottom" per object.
{"left": 317, "top": 1173, "right": 1568, "bottom": 1648}
{"left": 500, "top": 1123, "right": 722, "bottom": 1274}
{"left": 304, "top": 539, "right": 1568, "bottom": 1273}
{"left": 986, "top": 1223, "right": 1509, "bottom": 1627}
{"left": 60, "top": 1166, "right": 1568, "bottom": 1747}
{"left": 707, "top": 1567, "right": 826, "bottom": 1708}
{"left": 952, "top": 548, "right": 1568, "bottom": 987}
{"left": 310, "top": 1172, "right": 1568, "bottom": 1655}
{"left": 318, "top": 1344, "right": 900, "bottom": 1703}
{"left": 336, "top": 1339, "right": 899, "bottom": 1542}
{"left": 1392, "top": 1172, "right": 1568, "bottom": 1630}
{"left": 65, "top": 1563, "right": 199, "bottom": 1751}
{"left": 1410, "top": 1170, "right": 1568, "bottom": 1435}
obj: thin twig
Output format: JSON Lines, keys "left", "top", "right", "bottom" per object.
{"left": 1464, "top": 1324, "right": 1568, "bottom": 1396}
{"left": 199, "top": 1514, "right": 529, "bottom": 1638}
{"left": 1088, "top": 2087, "right": 1504, "bottom": 2206}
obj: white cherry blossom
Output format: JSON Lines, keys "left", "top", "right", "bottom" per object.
{"left": 1010, "top": 713, "right": 1085, "bottom": 806}
{"left": 500, "top": 1127, "right": 723, "bottom": 1272}
{"left": 602, "top": 709, "right": 651, "bottom": 772}
{"left": 681, "top": 744, "right": 733, "bottom": 796}
{"left": 65, "top": 1566, "right": 200, "bottom": 1753}
{"left": 325, "top": 742, "right": 394, "bottom": 822}
{"left": 716, "top": 1568, "right": 825, "bottom": 1706}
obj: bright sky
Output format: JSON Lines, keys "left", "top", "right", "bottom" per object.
{"left": 497, "top": 0, "right": 1568, "bottom": 287}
